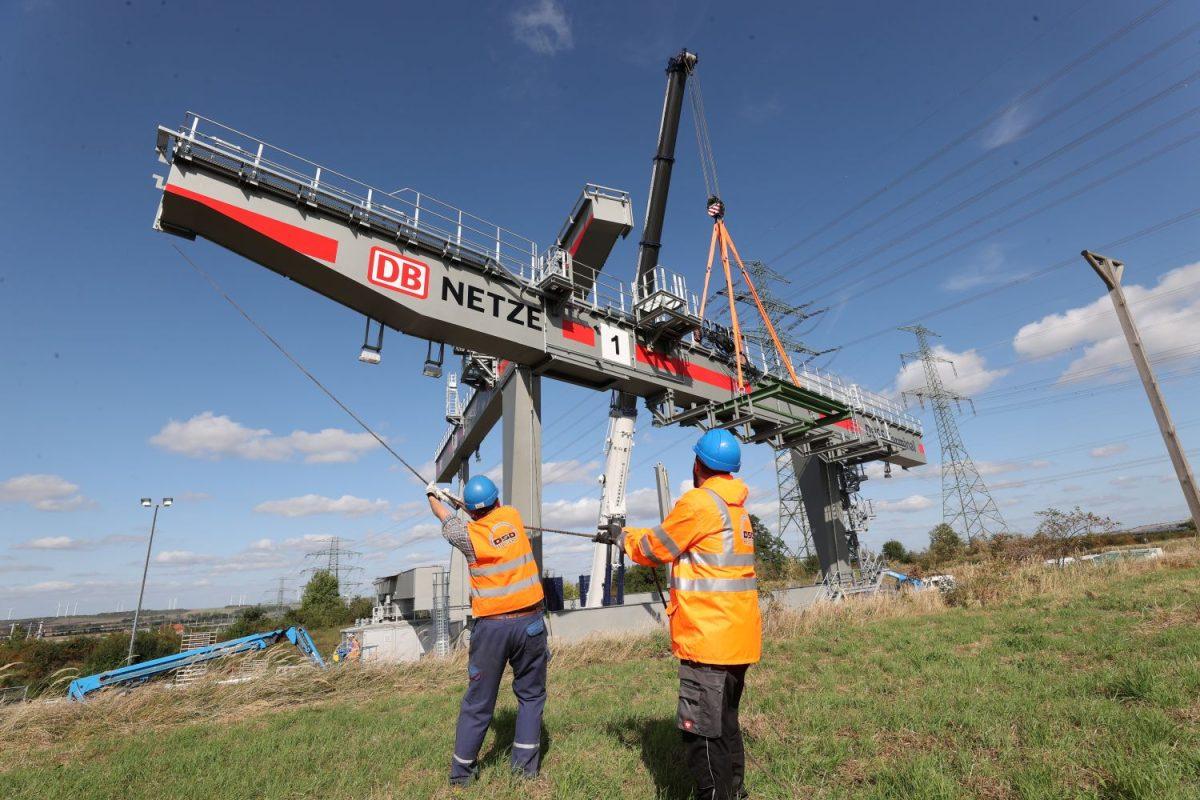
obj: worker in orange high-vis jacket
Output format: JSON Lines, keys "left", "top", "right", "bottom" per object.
{"left": 603, "top": 429, "right": 760, "bottom": 800}
{"left": 426, "top": 475, "right": 547, "bottom": 787}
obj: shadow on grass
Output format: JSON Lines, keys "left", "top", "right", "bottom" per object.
{"left": 606, "top": 716, "right": 692, "bottom": 800}
{"left": 478, "top": 708, "right": 552, "bottom": 772}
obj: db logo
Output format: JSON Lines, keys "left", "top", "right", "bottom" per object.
{"left": 741, "top": 519, "right": 755, "bottom": 546}
{"left": 368, "top": 247, "right": 429, "bottom": 299}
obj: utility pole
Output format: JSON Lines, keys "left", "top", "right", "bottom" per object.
{"left": 1082, "top": 251, "right": 1200, "bottom": 531}
{"left": 900, "top": 325, "right": 1006, "bottom": 542}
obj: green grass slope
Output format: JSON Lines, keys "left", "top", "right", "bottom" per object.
{"left": 2, "top": 553, "right": 1198, "bottom": 799}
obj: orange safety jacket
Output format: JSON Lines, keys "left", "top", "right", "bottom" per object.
{"left": 466, "top": 505, "right": 544, "bottom": 618}
{"left": 623, "top": 474, "right": 761, "bottom": 665}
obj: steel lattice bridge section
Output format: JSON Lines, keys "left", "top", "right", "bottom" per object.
{"left": 151, "top": 113, "right": 926, "bottom": 582}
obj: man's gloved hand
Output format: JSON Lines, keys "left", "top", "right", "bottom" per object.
{"left": 593, "top": 520, "right": 624, "bottom": 547}
{"left": 425, "top": 482, "right": 450, "bottom": 503}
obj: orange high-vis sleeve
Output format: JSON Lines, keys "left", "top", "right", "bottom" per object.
{"left": 623, "top": 490, "right": 718, "bottom": 566}
{"left": 622, "top": 475, "right": 761, "bottom": 665}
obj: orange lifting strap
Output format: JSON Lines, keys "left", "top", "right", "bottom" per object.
{"left": 697, "top": 214, "right": 802, "bottom": 392}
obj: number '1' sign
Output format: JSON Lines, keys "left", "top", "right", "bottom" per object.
{"left": 599, "top": 322, "right": 631, "bottom": 366}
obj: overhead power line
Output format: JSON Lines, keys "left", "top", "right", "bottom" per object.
{"left": 809, "top": 113, "right": 1200, "bottom": 309}
{"left": 766, "top": 0, "right": 1175, "bottom": 265}
{"left": 788, "top": 63, "right": 1200, "bottom": 306}
{"left": 832, "top": 205, "right": 1200, "bottom": 352}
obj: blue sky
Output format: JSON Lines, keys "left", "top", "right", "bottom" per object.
{"left": 3, "top": 0, "right": 1199, "bottom": 618}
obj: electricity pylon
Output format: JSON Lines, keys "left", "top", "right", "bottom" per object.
{"left": 900, "top": 325, "right": 1006, "bottom": 542}
{"left": 717, "top": 260, "right": 829, "bottom": 558}
{"left": 303, "top": 536, "right": 363, "bottom": 596}
{"left": 775, "top": 449, "right": 814, "bottom": 559}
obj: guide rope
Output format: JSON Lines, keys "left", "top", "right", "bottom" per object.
{"left": 171, "top": 244, "right": 430, "bottom": 485}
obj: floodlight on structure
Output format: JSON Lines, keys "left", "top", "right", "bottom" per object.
{"left": 423, "top": 341, "right": 444, "bottom": 379}
{"left": 359, "top": 316, "right": 384, "bottom": 365}
{"left": 140, "top": 498, "right": 152, "bottom": 507}
{"left": 163, "top": 497, "right": 174, "bottom": 507}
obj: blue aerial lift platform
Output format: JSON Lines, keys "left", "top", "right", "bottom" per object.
{"left": 68, "top": 626, "right": 325, "bottom": 701}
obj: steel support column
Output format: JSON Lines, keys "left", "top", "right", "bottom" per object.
{"left": 791, "top": 453, "right": 854, "bottom": 581}
{"left": 503, "top": 366, "right": 543, "bottom": 575}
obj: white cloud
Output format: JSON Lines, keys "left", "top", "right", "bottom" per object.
{"left": 1013, "top": 261, "right": 1200, "bottom": 383}
{"left": 975, "top": 459, "right": 1050, "bottom": 477}
{"left": 0, "top": 473, "right": 91, "bottom": 511}
{"left": 865, "top": 462, "right": 938, "bottom": 482}
{"left": 0, "top": 562, "right": 50, "bottom": 576}
{"left": 894, "top": 345, "right": 1009, "bottom": 398}
{"left": 254, "top": 494, "right": 389, "bottom": 518}
{"left": 22, "top": 580, "right": 75, "bottom": 593}
{"left": 875, "top": 494, "right": 935, "bottom": 513}
{"left": 13, "top": 536, "right": 83, "bottom": 550}
{"left": 511, "top": 0, "right": 573, "bottom": 55}
{"left": 1091, "top": 443, "right": 1129, "bottom": 459}
{"left": 542, "top": 496, "right": 599, "bottom": 530}
{"left": 544, "top": 460, "right": 600, "bottom": 486}
{"left": 982, "top": 102, "right": 1034, "bottom": 149}
{"left": 942, "top": 243, "right": 1027, "bottom": 292}
{"left": 283, "top": 533, "right": 342, "bottom": 551}
{"left": 150, "top": 412, "right": 380, "bottom": 464}
{"left": 155, "top": 550, "right": 215, "bottom": 566}
{"left": 404, "top": 460, "right": 438, "bottom": 485}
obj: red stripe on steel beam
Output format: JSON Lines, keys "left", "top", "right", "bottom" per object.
{"left": 165, "top": 184, "right": 339, "bottom": 263}
{"left": 567, "top": 213, "right": 594, "bottom": 257}
{"left": 635, "top": 345, "right": 740, "bottom": 392}
{"left": 561, "top": 318, "right": 596, "bottom": 346}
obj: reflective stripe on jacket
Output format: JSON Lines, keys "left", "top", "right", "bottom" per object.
{"left": 467, "top": 505, "right": 544, "bottom": 618}
{"left": 622, "top": 475, "right": 761, "bottom": 665}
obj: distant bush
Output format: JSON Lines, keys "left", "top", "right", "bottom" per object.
{"left": 0, "top": 626, "right": 179, "bottom": 697}
{"left": 881, "top": 540, "right": 910, "bottom": 563}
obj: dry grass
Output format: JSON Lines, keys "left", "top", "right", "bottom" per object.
{"left": 0, "top": 622, "right": 668, "bottom": 768}
{"left": 762, "top": 585, "right": 946, "bottom": 639}
{"left": 4, "top": 542, "right": 1195, "bottom": 791}
{"left": 7, "top": 540, "right": 1195, "bottom": 764}
{"left": 945, "top": 536, "right": 1200, "bottom": 609}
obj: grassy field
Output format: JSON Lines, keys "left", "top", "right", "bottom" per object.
{"left": 2, "top": 547, "right": 1199, "bottom": 799}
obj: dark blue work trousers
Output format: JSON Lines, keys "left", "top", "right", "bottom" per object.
{"left": 450, "top": 611, "right": 548, "bottom": 781}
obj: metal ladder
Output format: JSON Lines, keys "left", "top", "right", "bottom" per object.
{"left": 174, "top": 630, "right": 217, "bottom": 686}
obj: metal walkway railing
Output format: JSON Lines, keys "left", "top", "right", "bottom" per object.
{"left": 157, "top": 115, "right": 921, "bottom": 447}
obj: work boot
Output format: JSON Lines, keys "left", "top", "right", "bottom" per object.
{"left": 510, "top": 764, "right": 538, "bottom": 780}
{"left": 449, "top": 761, "right": 480, "bottom": 787}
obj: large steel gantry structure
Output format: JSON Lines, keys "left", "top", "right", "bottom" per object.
{"left": 151, "top": 50, "right": 924, "bottom": 593}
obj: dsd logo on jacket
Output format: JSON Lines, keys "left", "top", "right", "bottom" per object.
{"left": 490, "top": 523, "right": 519, "bottom": 548}
{"left": 740, "top": 518, "right": 755, "bottom": 546}
{"left": 368, "top": 246, "right": 429, "bottom": 299}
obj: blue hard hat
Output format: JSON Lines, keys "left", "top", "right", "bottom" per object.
{"left": 463, "top": 475, "right": 500, "bottom": 510}
{"left": 693, "top": 429, "right": 741, "bottom": 473}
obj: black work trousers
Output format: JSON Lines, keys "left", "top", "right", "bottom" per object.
{"left": 677, "top": 660, "right": 749, "bottom": 800}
